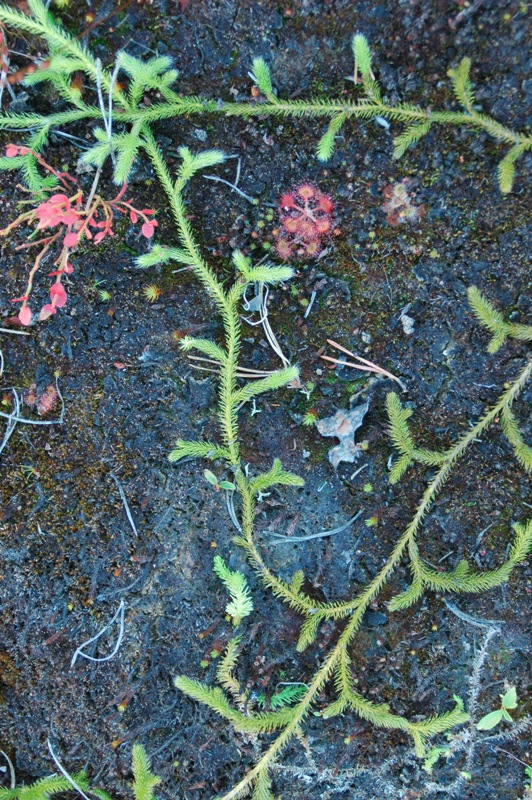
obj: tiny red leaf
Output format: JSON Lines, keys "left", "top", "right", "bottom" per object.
{"left": 18, "top": 306, "right": 32, "bottom": 325}
{"left": 39, "top": 304, "right": 57, "bottom": 321}
{"left": 63, "top": 232, "right": 79, "bottom": 247}
{"left": 6, "top": 144, "right": 29, "bottom": 157}
{"left": 50, "top": 283, "right": 67, "bottom": 308}
{"left": 141, "top": 222, "right": 156, "bottom": 238}
{"left": 48, "top": 193, "right": 70, "bottom": 205}
{"left": 129, "top": 210, "right": 138, "bottom": 224}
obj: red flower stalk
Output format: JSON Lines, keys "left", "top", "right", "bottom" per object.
{"left": 1, "top": 145, "right": 158, "bottom": 325}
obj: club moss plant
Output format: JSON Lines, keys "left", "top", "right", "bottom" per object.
{"left": 0, "top": 744, "right": 157, "bottom": 800}
{"left": 0, "top": 2, "right": 530, "bottom": 193}
{"left": 0, "top": 3, "right": 531, "bottom": 799}
{"left": 161, "top": 151, "right": 532, "bottom": 798}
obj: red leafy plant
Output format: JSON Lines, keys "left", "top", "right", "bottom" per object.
{"left": 381, "top": 178, "right": 425, "bottom": 227}
{"left": 275, "top": 183, "right": 334, "bottom": 260}
{"left": 24, "top": 382, "right": 59, "bottom": 416}
{"left": 1, "top": 145, "right": 158, "bottom": 325}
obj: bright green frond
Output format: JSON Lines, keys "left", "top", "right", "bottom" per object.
{"left": 497, "top": 143, "right": 527, "bottom": 193}
{"left": 393, "top": 120, "right": 432, "bottom": 159}
{"left": 352, "top": 33, "right": 373, "bottom": 78}
{"left": 467, "top": 286, "right": 508, "bottom": 353}
{"left": 174, "top": 677, "right": 240, "bottom": 723}
{"left": 80, "top": 140, "right": 113, "bottom": 169}
{"left": 112, "top": 127, "right": 143, "bottom": 184}
{"left": 216, "top": 635, "right": 242, "bottom": 695}
{"left": 137, "top": 246, "right": 198, "bottom": 268}
{"left": 168, "top": 440, "right": 231, "bottom": 462}
{"left": 180, "top": 336, "right": 228, "bottom": 364}
{"left": 509, "top": 519, "right": 532, "bottom": 563}
{"left": 213, "top": 556, "right": 254, "bottom": 626}
{"left": 234, "top": 366, "right": 299, "bottom": 405}
{"left": 251, "top": 769, "right": 274, "bottom": 800}
{"left": 414, "top": 448, "right": 447, "bottom": 467}
{"left": 131, "top": 745, "right": 161, "bottom": 800}
{"left": 386, "top": 393, "right": 415, "bottom": 454}
{"left": 243, "top": 265, "right": 294, "bottom": 284}
{"left": 388, "top": 578, "right": 424, "bottom": 611}
{"left": 178, "top": 147, "right": 226, "bottom": 181}
{"left": 448, "top": 57, "right": 475, "bottom": 112}
{"left": 249, "top": 58, "right": 274, "bottom": 96}
{"left": 289, "top": 570, "right": 305, "bottom": 594}
{"left": 317, "top": 112, "right": 346, "bottom": 161}
{"left": 296, "top": 614, "right": 322, "bottom": 652}
{"left": 250, "top": 458, "right": 304, "bottom": 494}
{"left": 500, "top": 407, "right": 532, "bottom": 471}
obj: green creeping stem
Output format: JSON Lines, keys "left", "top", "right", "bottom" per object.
{"left": 224, "top": 358, "right": 532, "bottom": 626}
{"left": 0, "top": 1, "right": 531, "bottom": 191}
{"left": 205, "top": 367, "right": 532, "bottom": 800}
{"left": 140, "top": 128, "right": 532, "bottom": 800}
{"left": 122, "top": 101, "right": 526, "bottom": 147}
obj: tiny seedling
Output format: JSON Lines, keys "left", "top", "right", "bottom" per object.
{"left": 476, "top": 686, "right": 518, "bottom": 730}
{"left": 204, "top": 469, "right": 236, "bottom": 492}
{"left": 142, "top": 284, "right": 162, "bottom": 302}
{"left": 302, "top": 409, "right": 318, "bottom": 427}
{"left": 256, "top": 684, "right": 308, "bottom": 710}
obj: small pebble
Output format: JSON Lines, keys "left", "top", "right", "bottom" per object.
{"left": 401, "top": 314, "right": 415, "bottom": 335}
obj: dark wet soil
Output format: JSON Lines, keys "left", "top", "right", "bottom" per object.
{"left": 0, "top": 1, "right": 531, "bottom": 799}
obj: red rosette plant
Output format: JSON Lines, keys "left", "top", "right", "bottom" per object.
{"left": 275, "top": 183, "right": 334, "bottom": 260}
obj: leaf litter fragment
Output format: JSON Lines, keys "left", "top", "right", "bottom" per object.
{"left": 316, "top": 399, "right": 370, "bottom": 468}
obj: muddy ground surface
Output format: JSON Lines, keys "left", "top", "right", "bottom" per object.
{"left": 0, "top": 0, "right": 531, "bottom": 798}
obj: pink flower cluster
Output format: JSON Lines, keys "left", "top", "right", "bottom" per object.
{"left": 275, "top": 183, "right": 334, "bottom": 260}
{"left": 2, "top": 145, "right": 158, "bottom": 326}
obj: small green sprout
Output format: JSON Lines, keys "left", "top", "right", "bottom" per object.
{"left": 477, "top": 686, "right": 518, "bottom": 730}
{"left": 142, "top": 284, "right": 162, "bottom": 302}
{"left": 300, "top": 381, "right": 315, "bottom": 400}
{"left": 302, "top": 409, "right": 318, "bottom": 427}
{"left": 98, "top": 289, "right": 112, "bottom": 302}
{"left": 423, "top": 745, "right": 451, "bottom": 774}
{"left": 365, "top": 515, "right": 378, "bottom": 527}
{"left": 363, "top": 482, "right": 373, "bottom": 493}
{"left": 524, "top": 764, "right": 532, "bottom": 789}
{"left": 204, "top": 469, "right": 236, "bottom": 492}
{"left": 256, "top": 684, "right": 307, "bottom": 710}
